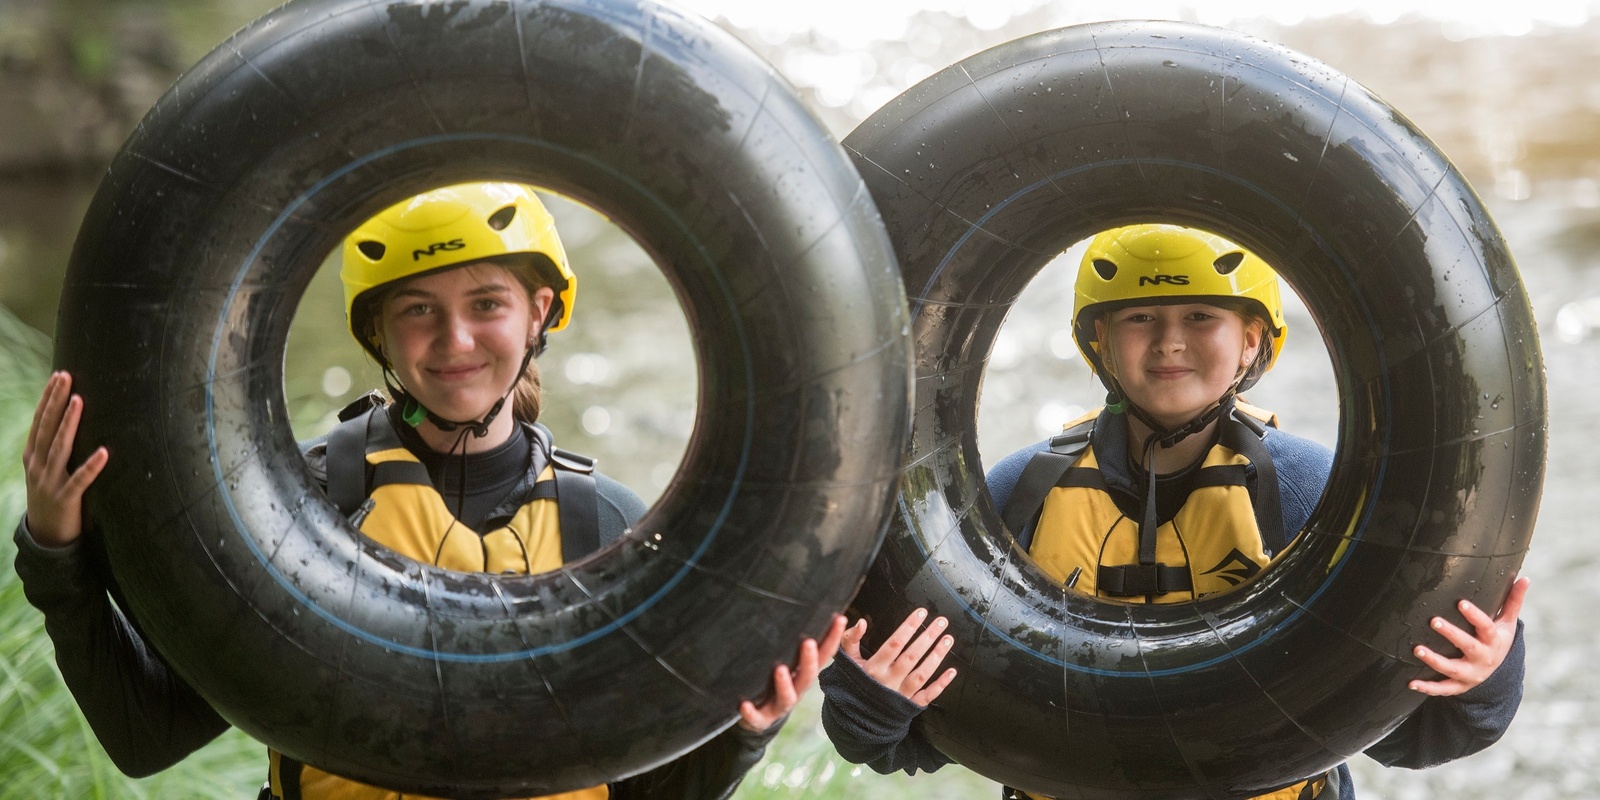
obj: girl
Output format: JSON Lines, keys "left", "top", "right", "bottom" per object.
{"left": 17, "top": 182, "right": 844, "bottom": 800}
{"left": 818, "top": 224, "right": 1527, "bottom": 799}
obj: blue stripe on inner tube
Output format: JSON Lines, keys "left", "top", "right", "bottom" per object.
{"left": 205, "top": 131, "right": 756, "bottom": 663}
{"left": 904, "top": 158, "right": 1393, "bottom": 676}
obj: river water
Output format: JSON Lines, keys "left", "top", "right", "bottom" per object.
{"left": 1, "top": 8, "right": 1597, "bottom": 799}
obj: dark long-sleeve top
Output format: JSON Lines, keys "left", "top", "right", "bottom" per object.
{"left": 820, "top": 418, "right": 1526, "bottom": 799}
{"left": 13, "top": 413, "right": 777, "bottom": 799}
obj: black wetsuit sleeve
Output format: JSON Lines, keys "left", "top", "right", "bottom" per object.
{"left": 11, "top": 519, "right": 230, "bottom": 777}
{"left": 609, "top": 723, "right": 781, "bottom": 800}
{"left": 1361, "top": 620, "right": 1526, "bottom": 769}
{"left": 818, "top": 655, "right": 953, "bottom": 775}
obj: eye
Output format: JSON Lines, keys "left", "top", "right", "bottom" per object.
{"left": 473, "top": 297, "right": 504, "bottom": 312}
{"left": 396, "top": 302, "right": 430, "bottom": 317}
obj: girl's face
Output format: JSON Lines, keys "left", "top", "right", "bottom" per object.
{"left": 374, "top": 263, "right": 555, "bottom": 423}
{"left": 1096, "top": 302, "right": 1263, "bottom": 430}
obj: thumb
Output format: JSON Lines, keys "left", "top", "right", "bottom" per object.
{"left": 841, "top": 619, "right": 867, "bottom": 660}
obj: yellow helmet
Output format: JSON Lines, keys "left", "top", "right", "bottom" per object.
{"left": 1071, "top": 224, "right": 1287, "bottom": 387}
{"left": 340, "top": 182, "right": 576, "bottom": 359}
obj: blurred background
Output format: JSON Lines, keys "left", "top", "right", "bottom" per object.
{"left": 1, "top": 0, "right": 1595, "bottom": 797}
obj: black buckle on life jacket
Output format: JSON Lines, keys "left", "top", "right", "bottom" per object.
{"left": 336, "top": 390, "right": 387, "bottom": 422}
{"left": 550, "top": 448, "right": 596, "bottom": 475}
{"left": 1048, "top": 425, "right": 1093, "bottom": 454}
{"left": 1097, "top": 563, "right": 1193, "bottom": 597}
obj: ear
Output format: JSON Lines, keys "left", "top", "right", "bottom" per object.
{"left": 528, "top": 286, "right": 557, "bottom": 331}
{"left": 1240, "top": 319, "right": 1265, "bottom": 368}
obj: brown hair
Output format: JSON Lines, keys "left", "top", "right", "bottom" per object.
{"left": 505, "top": 258, "right": 547, "bottom": 425}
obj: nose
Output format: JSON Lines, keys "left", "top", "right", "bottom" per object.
{"left": 438, "top": 311, "right": 474, "bottom": 352}
{"left": 1151, "top": 315, "right": 1184, "bottom": 354}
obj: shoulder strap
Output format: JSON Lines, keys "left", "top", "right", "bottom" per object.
{"left": 325, "top": 409, "right": 374, "bottom": 518}
{"left": 550, "top": 446, "right": 602, "bottom": 561}
{"left": 269, "top": 751, "right": 305, "bottom": 800}
{"left": 1219, "top": 411, "right": 1287, "bottom": 556}
{"left": 326, "top": 405, "right": 436, "bottom": 518}
{"left": 1000, "top": 418, "right": 1096, "bottom": 540}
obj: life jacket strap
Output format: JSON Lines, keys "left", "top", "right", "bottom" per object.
{"left": 369, "top": 461, "right": 432, "bottom": 489}
{"left": 327, "top": 408, "right": 606, "bottom": 560}
{"left": 551, "top": 447, "right": 601, "bottom": 561}
{"left": 326, "top": 410, "right": 372, "bottom": 519}
{"left": 1096, "top": 563, "right": 1194, "bottom": 597}
{"left": 268, "top": 751, "right": 303, "bottom": 799}
{"left": 1000, "top": 419, "right": 1097, "bottom": 542}
{"left": 1187, "top": 464, "right": 1250, "bottom": 490}
{"left": 1219, "top": 410, "right": 1285, "bottom": 555}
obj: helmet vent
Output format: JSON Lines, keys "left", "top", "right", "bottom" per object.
{"left": 1213, "top": 251, "right": 1245, "bottom": 274}
{"left": 487, "top": 205, "right": 517, "bottom": 231}
{"left": 356, "top": 240, "right": 386, "bottom": 261}
{"left": 1092, "top": 259, "right": 1118, "bottom": 280}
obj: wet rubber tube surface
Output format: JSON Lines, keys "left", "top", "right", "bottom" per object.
{"left": 55, "top": 0, "right": 909, "bottom": 795}
{"left": 843, "top": 21, "right": 1543, "bottom": 800}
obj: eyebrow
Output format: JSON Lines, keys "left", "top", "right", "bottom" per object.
{"left": 388, "top": 282, "right": 515, "bottom": 301}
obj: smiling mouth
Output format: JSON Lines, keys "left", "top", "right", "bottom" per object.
{"left": 1148, "top": 367, "right": 1193, "bottom": 379}
{"left": 427, "top": 364, "right": 485, "bottom": 380}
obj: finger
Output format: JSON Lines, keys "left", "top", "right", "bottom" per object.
{"left": 1414, "top": 644, "right": 1480, "bottom": 683}
{"left": 789, "top": 639, "right": 820, "bottom": 693}
{"left": 1496, "top": 576, "right": 1531, "bottom": 623}
{"left": 816, "top": 614, "right": 847, "bottom": 664}
{"left": 770, "top": 664, "right": 798, "bottom": 713}
{"left": 840, "top": 618, "right": 867, "bottom": 661}
{"left": 25, "top": 373, "right": 64, "bottom": 463}
{"left": 910, "top": 667, "right": 958, "bottom": 707}
{"left": 1408, "top": 677, "right": 1469, "bottom": 697}
{"left": 737, "top": 699, "right": 769, "bottom": 732}
{"left": 868, "top": 609, "right": 929, "bottom": 669}
{"left": 45, "top": 394, "right": 85, "bottom": 477}
{"left": 35, "top": 375, "right": 72, "bottom": 456}
{"left": 887, "top": 616, "right": 948, "bottom": 684}
{"left": 1414, "top": 646, "right": 1472, "bottom": 697}
{"left": 901, "top": 634, "right": 954, "bottom": 696}
{"left": 65, "top": 447, "right": 110, "bottom": 494}
{"left": 1455, "top": 599, "right": 1495, "bottom": 633}
{"left": 1425, "top": 617, "right": 1486, "bottom": 658}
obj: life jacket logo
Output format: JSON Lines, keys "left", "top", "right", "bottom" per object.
{"left": 412, "top": 239, "right": 466, "bottom": 260}
{"left": 1139, "top": 274, "right": 1190, "bottom": 286}
{"left": 1200, "top": 548, "right": 1262, "bottom": 586}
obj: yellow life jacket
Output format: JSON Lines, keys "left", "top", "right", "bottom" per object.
{"left": 1020, "top": 773, "right": 1329, "bottom": 800}
{"left": 1002, "top": 403, "right": 1286, "bottom": 604}
{"left": 267, "top": 406, "right": 609, "bottom": 800}
{"left": 1014, "top": 403, "right": 1331, "bottom": 799}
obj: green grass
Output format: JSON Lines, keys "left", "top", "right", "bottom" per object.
{"left": 0, "top": 307, "right": 264, "bottom": 798}
{"left": 0, "top": 303, "right": 993, "bottom": 798}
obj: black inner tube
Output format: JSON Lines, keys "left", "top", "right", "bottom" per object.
{"left": 843, "top": 20, "right": 1543, "bottom": 799}
{"left": 56, "top": 0, "right": 909, "bottom": 796}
